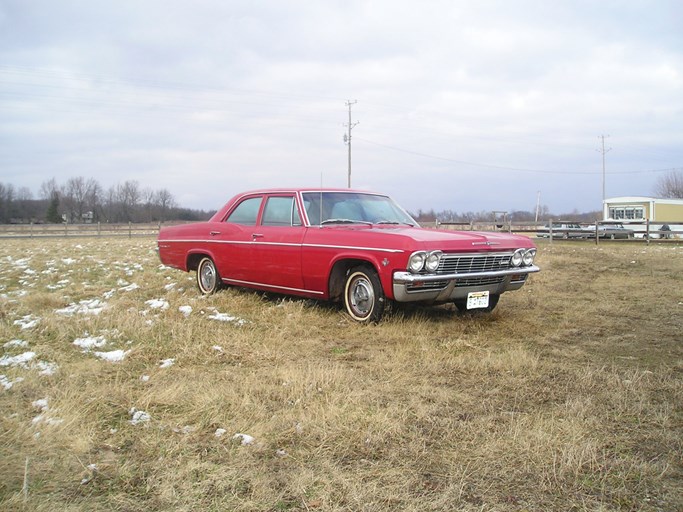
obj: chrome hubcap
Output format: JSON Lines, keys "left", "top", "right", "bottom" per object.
{"left": 350, "top": 277, "right": 374, "bottom": 316}
{"left": 200, "top": 263, "right": 215, "bottom": 291}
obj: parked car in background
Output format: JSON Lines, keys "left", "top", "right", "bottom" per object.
{"left": 537, "top": 222, "right": 585, "bottom": 239}
{"left": 157, "top": 188, "right": 540, "bottom": 322}
{"left": 583, "top": 223, "right": 634, "bottom": 239}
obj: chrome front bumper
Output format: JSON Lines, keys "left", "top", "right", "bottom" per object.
{"left": 392, "top": 265, "right": 540, "bottom": 303}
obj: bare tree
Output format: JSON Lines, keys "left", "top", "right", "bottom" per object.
{"left": 63, "top": 177, "right": 89, "bottom": 222}
{"left": 142, "top": 187, "right": 156, "bottom": 222}
{"left": 117, "top": 180, "right": 141, "bottom": 222}
{"left": 39, "top": 178, "right": 60, "bottom": 200}
{"left": 654, "top": 170, "right": 683, "bottom": 199}
{"left": 155, "top": 188, "right": 176, "bottom": 222}
{"left": 85, "top": 178, "right": 103, "bottom": 221}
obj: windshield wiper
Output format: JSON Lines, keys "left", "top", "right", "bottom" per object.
{"left": 321, "top": 218, "right": 372, "bottom": 226}
{"left": 375, "top": 220, "right": 414, "bottom": 226}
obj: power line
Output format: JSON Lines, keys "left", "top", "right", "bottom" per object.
{"left": 356, "top": 136, "right": 679, "bottom": 176}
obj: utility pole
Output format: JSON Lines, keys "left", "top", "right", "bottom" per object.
{"left": 344, "top": 100, "right": 358, "bottom": 188}
{"left": 598, "top": 134, "right": 611, "bottom": 202}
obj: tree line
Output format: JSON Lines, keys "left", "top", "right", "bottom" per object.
{"left": 0, "top": 177, "right": 214, "bottom": 224}
{"left": 2, "top": 170, "right": 680, "bottom": 225}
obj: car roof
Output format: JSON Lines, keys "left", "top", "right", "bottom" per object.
{"left": 236, "top": 188, "right": 386, "bottom": 195}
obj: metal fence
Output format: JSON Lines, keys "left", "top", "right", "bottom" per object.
{"left": 435, "top": 219, "right": 682, "bottom": 244}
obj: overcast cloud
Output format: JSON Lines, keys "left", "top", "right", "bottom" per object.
{"left": 1, "top": 0, "right": 682, "bottom": 215}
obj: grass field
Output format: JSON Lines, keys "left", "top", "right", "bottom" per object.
{"left": 1, "top": 238, "right": 682, "bottom": 511}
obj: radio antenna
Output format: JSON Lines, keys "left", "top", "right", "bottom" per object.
{"left": 319, "top": 173, "right": 323, "bottom": 226}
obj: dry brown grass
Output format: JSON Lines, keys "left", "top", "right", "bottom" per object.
{"left": 1, "top": 238, "right": 682, "bottom": 511}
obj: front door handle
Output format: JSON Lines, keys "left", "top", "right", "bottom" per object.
{"left": 252, "top": 233, "right": 264, "bottom": 240}
{"left": 210, "top": 231, "right": 221, "bottom": 236}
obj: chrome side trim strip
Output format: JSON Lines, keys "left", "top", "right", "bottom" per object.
{"left": 301, "top": 243, "right": 402, "bottom": 253}
{"left": 158, "top": 239, "right": 403, "bottom": 253}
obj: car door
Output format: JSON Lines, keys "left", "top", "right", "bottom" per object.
{"left": 213, "top": 194, "right": 264, "bottom": 283}
{"left": 250, "top": 194, "right": 305, "bottom": 292}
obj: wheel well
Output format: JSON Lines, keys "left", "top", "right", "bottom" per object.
{"left": 328, "top": 259, "right": 377, "bottom": 302}
{"left": 186, "top": 253, "right": 209, "bottom": 272}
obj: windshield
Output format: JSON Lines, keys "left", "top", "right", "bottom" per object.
{"left": 301, "top": 192, "right": 418, "bottom": 227}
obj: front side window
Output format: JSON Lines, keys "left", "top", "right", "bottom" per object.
{"left": 226, "top": 196, "right": 262, "bottom": 225}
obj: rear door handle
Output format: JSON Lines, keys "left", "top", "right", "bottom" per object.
{"left": 210, "top": 231, "right": 221, "bottom": 236}
{"left": 252, "top": 233, "right": 264, "bottom": 240}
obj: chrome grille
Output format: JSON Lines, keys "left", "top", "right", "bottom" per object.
{"left": 437, "top": 253, "right": 512, "bottom": 274}
{"left": 405, "top": 253, "right": 513, "bottom": 292}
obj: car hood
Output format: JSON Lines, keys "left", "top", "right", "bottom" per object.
{"left": 317, "top": 224, "right": 534, "bottom": 251}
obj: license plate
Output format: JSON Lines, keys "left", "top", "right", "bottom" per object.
{"left": 466, "top": 291, "right": 489, "bottom": 310}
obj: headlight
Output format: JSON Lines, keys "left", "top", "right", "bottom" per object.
{"left": 408, "top": 252, "right": 427, "bottom": 273}
{"left": 511, "top": 248, "right": 525, "bottom": 267}
{"left": 523, "top": 248, "right": 536, "bottom": 266}
{"left": 425, "top": 251, "right": 443, "bottom": 272}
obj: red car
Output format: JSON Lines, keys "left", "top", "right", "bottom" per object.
{"left": 157, "top": 189, "right": 539, "bottom": 322}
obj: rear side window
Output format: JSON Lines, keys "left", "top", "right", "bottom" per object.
{"left": 262, "top": 196, "right": 302, "bottom": 226}
{"left": 226, "top": 196, "right": 262, "bottom": 225}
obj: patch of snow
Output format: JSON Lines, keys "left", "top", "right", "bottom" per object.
{"left": 93, "top": 350, "right": 129, "bottom": 362}
{"left": 37, "top": 361, "right": 58, "bottom": 376}
{"left": 207, "top": 312, "right": 248, "bottom": 326}
{"left": 119, "top": 283, "right": 139, "bottom": 292}
{"left": 212, "top": 345, "right": 223, "bottom": 353}
{"left": 164, "top": 283, "right": 176, "bottom": 291}
{"left": 140, "top": 375, "right": 150, "bottom": 382}
{"left": 232, "top": 433, "right": 255, "bottom": 446}
{"left": 73, "top": 335, "right": 107, "bottom": 352}
{"left": 32, "top": 398, "right": 49, "bottom": 411}
{"left": 178, "top": 305, "right": 192, "bottom": 317}
{"left": 145, "top": 299, "right": 169, "bottom": 310}
{"left": 1, "top": 375, "right": 24, "bottom": 390}
{"left": 3, "top": 339, "right": 28, "bottom": 349}
{"left": 214, "top": 428, "right": 227, "bottom": 437}
{"left": 159, "top": 358, "right": 175, "bottom": 369}
{"left": 0, "top": 351, "right": 36, "bottom": 368}
{"left": 62, "top": 258, "right": 77, "bottom": 265}
{"left": 13, "top": 315, "right": 40, "bottom": 330}
{"left": 56, "top": 299, "right": 105, "bottom": 316}
{"left": 129, "top": 408, "right": 151, "bottom": 425}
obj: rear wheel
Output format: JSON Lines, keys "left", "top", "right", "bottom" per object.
{"left": 454, "top": 294, "right": 500, "bottom": 314}
{"left": 196, "top": 257, "right": 221, "bottom": 295}
{"left": 343, "top": 266, "right": 385, "bottom": 322}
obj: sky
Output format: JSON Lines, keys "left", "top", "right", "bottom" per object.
{"left": 1, "top": 0, "right": 682, "bottom": 216}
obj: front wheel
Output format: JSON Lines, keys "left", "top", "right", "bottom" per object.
{"left": 196, "top": 257, "right": 222, "bottom": 295}
{"left": 343, "top": 266, "right": 385, "bottom": 322}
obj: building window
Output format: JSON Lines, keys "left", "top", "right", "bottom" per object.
{"left": 609, "top": 206, "right": 644, "bottom": 220}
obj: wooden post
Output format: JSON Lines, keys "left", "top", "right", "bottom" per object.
{"left": 549, "top": 219, "right": 553, "bottom": 244}
{"left": 645, "top": 219, "right": 650, "bottom": 245}
{"left": 128, "top": 221, "right": 132, "bottom": 238}
{"left": 595, "top": 222, "right": 599, "bottom": 246}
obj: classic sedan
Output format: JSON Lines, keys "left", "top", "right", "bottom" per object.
{"left": 583, "top": 223, "right": 634, "bottom": 239}
{"left": 157, "top": 189, "right": 540, "bottom": 322}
